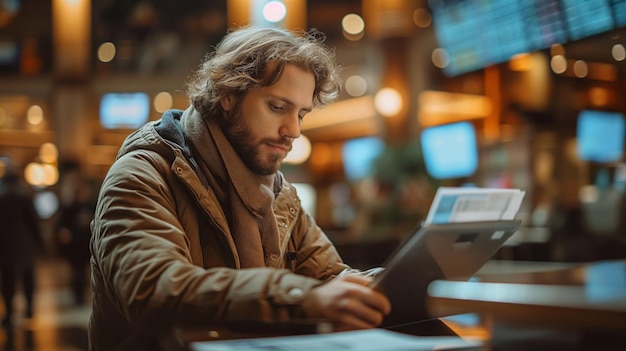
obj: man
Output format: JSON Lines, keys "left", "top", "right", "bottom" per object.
{"left": 0, "top": 169, "right": 43, "bottom": 329}
{"left": 89, "top": 26, "right": 391, "bottom": 350}
{"left": 55, "top": 174, "right": 95, "bottom": 306}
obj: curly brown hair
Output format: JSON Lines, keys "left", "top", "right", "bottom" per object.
{"left": 185, "top": 25, "right": 342, "bottom": 117}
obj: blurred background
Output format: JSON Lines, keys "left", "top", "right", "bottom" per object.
{"left": 1, "top": 0, "right": 626, "bottom": 349}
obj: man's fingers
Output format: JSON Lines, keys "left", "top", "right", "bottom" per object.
{"left": 339, "top": 273, "right": 373, "bottom": 286}
{"left": 303, "top": 278, "right": 392, "bottom": 329}
{"left": 340, "top": 279, "right": 392, "bottom": 316}
{"left": 332, "top": 296, "right": 386, "bottom": 327}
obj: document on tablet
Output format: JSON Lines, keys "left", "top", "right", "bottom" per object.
{"left": 190, "top": 329, "right": 484, "bottom": 351}
{"left": 425, "top": 187, "right": 525, "bottom": 225}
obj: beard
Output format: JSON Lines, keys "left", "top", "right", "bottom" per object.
{"left": 219, "top": 107, "right": 290, "bottom": 176}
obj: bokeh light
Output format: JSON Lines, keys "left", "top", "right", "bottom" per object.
{"left": 374, "top": 87, "right": 403, "bottom": 117}
{"left": 342, "top": 13, "right": 365, "bottom": 35}
{"left": 550, "top": 55, "right": 567, "bottom": 74}
{"left": 413, "top": 8, "right": 432, "bottom": 28}
{"left": 612, "top": 44, "right": 626, "bottom": 61}
{"left": 284, "top": 134, "right": 312, "bottom": 164}
{"left": 25, "top": 162, "right": 59, "bottom": 187}
{"left": 27, "top": 105, "right": 44, "bottom": 125}
{"left": 97, "top": 42, "right": 116, "bottom": 63}
{"left": 39, "top": 143, "right": 59, "bottom": 164}
{"left": 344, "top": 75, "right": 368, "bottom": 97}
{"left": 573, "top": 60, "right": 588, "bottom": 78}
{"left": 550, "top": 43, "right": 565, "bottom": 56}
{"left": 432, "top": 48, "right": 449, "bottom": 69}
{"left": 342, "top": 13, "right": 365, "bottom": 41}
{"left": 153, "top": 91, "right": 173, "bottom": 113}
{"left": 262, "top": 1, "right": 287, "bottom": 23}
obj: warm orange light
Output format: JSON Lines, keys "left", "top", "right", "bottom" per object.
{"left": 25, "top": 162, "right": 59, "bottom": 187}
{"left": 417, "top": 91, "right": 492, "bottom": 127}
{"left": 27, "top": 105, "right": 44, "bottom": 125}
{"left": 302, "top": 96, "right": 377, "bottom": 130}
{"left": 573, "top": 60, "right": 588, "bottom": 78}
{"left": 589, "top": 87, "right": 610, "bottom": 107}
{"left": 413, "top": 8, "right": 432, "bottom": 28}
{"left": 153, "top": 92, "right": 173, "bottom": 113}
{"left": 227, "top": 0, "right": 306, "bottom": 31}
{"left": 309, "top": 142, "right": 332, "bottom": 170}
{"left": 283, "top": 134, "right": 311, "bottom": 164}
{"left": 509, "top": 53, "right": 533, "bottom": 71}
{"left": 374, "top": 88, "right": 403, "bottom": 117}
{"left": 550, "top": 55, "right": 567, "bottom": 74}
{"left": 342, "top": 14, "right": 365, "bottom": 35}
{"left": 97, "top": 42, "right": 116, "bottom": 63}
{"left": 39, "top": 143, "right": 59, "bottom": 164}
{"left": 53, "top": 0, "right": 91, "bottom": 77}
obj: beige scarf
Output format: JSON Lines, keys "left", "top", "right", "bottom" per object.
{"left": 182, "top": 108, "right": 280, "bottom": 268}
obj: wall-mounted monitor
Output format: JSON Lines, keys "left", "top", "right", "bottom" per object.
{"left": 428, "top": 0, "right": 623, "bottom": 76}
{"left": 341, "top": 136, "right": 385, "bottom": 182}
{"left": 576, "top": 109, "right": 625, "bottom": 163}
{"left": 561, "top": 0, "right": 615, "bottom": 41}
{"left": 99, "top": 92, "right": 150, "bottom": 129}
{"left": 420, "top": 121, "right": 478, "bottom": 179}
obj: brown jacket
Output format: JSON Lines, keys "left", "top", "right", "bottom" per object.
{"left": 89, "top": 108, "right": 349, "bottom": 350}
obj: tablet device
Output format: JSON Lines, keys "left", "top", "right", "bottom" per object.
{"left": 370, "top": 220, "right": 522, "bottom": 328}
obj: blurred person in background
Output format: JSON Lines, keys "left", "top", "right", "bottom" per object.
{"left": 0, "top": 168, "right": 44, "bottom": 329}
{"left": 89, "top": 26, "right": 390, "bottom": 351}
{"left": 55, "top": 178, "right": 96, "bottom": 306}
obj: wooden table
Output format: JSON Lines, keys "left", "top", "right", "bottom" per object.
{"left": 427, "top": 260, "right": 626, "bottom": 350}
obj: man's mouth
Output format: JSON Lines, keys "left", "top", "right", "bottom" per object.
{"left": 266, "top": 142, "right": 291, "bottom": 155}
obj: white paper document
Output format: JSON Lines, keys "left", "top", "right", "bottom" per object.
{"left": 425, "top": 187, "right": 525, "bottom": 225}
{"left": 190, "top": 329, "right": 483, "bottom": 351}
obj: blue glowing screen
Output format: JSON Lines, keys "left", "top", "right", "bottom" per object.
{"left": 342, "top": 137, "right": 385, "bottom": 181}
{"left": 420, "top": 122, "right": 478, "bottom": 179}
{"left": 99, "top": 92, "right": 150, "bottom": 129}
{"left": 577, "top": 110, "right": 625, "bottom": 163}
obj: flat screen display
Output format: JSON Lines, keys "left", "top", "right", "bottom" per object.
{"left": 576, "top": 110, "right": 625, "bottom": 163}
{"left": 99, "top": 92, "right": 150, "bottom": 129}
{"left": 420, "top": 121, "right": 478, "bottom": 179}
{"left": 613, "top": 0, "right": 626, "bottom": 27}
{"left": 342, "top": 136, "right": 385, "bottom": 181}
{"left": 428, "top": 0, "right": 622, "bottom": 76}
{"left": 429, "top": 0, "right": 530, "bottom": 76}
{"left": 561, "top": 0, "right": 615, "bottom": 41}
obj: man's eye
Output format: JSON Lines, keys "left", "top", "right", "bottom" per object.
{"left": 270, "top": 104, "right": 285, "bottom": 111}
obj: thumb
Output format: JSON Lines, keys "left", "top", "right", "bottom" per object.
{"left": 338, "top": 273, "right": 373, "bottom": 287}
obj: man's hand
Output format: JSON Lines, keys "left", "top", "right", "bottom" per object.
{"left": 301, "top": 274, "right": 391, "bottom": 331}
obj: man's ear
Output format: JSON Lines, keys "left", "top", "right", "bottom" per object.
{"left": 220, "top": 95, "right": 234, "bottom": 112}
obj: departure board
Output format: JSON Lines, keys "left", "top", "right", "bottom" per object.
{"left": 521, "top": 0, "right": 568, "bottom": 51}
{"left": 612, "top": 0, "right": 626, "bottom": 27}
{"left": 561, "top": 0, "right": 614, "bottom": 40}
{"left": 429, "top": 0, "right": 530, "bottom": 76}
{"left": 429, "top": 0, "right": 625, "bottom": 76}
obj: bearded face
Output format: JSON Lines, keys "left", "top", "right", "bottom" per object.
{"left": 220, "top": 104, "right": 292, "bottom": 175}
{"left": 218, "top": 64, "right": 316, "bottom": 175}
